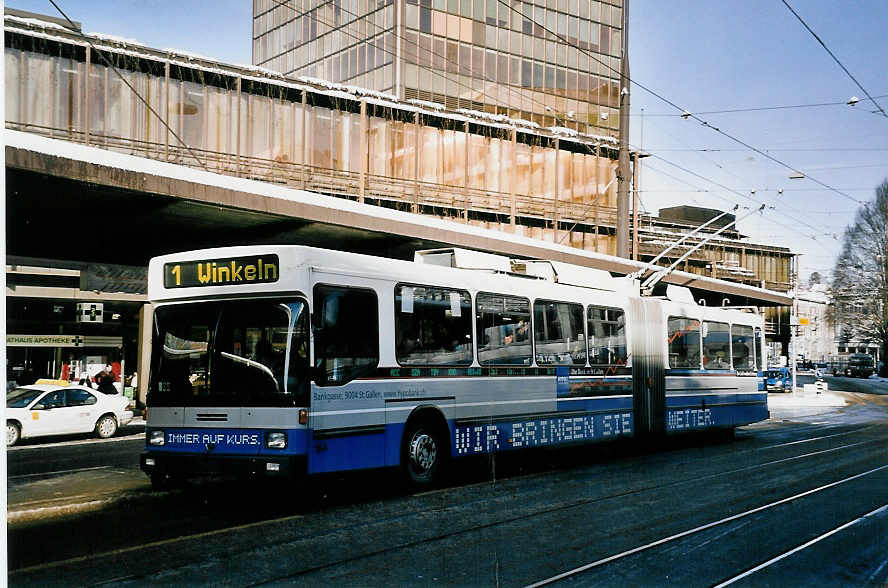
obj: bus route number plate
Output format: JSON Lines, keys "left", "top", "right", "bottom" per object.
{"left": 164, "top": 254, "right": 280, "bottom": 288}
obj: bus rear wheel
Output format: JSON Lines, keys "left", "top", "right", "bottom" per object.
{"left": 403, "top": 421, "right": 444, "bottom": 487}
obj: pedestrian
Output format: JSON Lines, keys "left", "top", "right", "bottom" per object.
{"left": 96, "top": 364, "right": 118, "bottom": 394}
{"left": 79, "top": 373, "right": 93, "bottom": 388}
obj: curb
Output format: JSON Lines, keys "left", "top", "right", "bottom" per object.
{"left": 8, "top": 499, "right": 113, "bottom": 525}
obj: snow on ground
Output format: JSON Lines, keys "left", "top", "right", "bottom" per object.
{"left": 768, "top": 390, "right": 848, "bottom": 408}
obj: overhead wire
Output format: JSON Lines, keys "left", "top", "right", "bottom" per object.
{"left": 646, "top": 148, "right": 888, "bottom": 153}
{"left": 639, "top": 152, "right": 836, "bottom": 244}
{"left": 493, "top": 0, "right": 866, "bottom": 206}
{"left": 257, "top": 0, "right": 335, "bottom": 29}
{"left": 640, "top": 189, "right": 868, "bottom": 195}
{"left": 276, "top": 0, "right": 859, "bottom": 252}
{"left": 781, "top": 0, "right": 888, "bottom": 120}
{"left": 642, "top": 161, "right": 840, "bottom": 262}
{"left": 631, "top": 94, "right": 888, "bottom": 117}
{"left": 293, "top": 0, "right": 850, "bottom": 237}
{"left": 632, "top": 114, "right": 850, "bottom": 243}
{"left": 48, "top": 0, "right": 211, "bottom": 173}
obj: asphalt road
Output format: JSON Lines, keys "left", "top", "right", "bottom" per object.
{"left": 7, "top": 392, "right": 888, "bottom": 587}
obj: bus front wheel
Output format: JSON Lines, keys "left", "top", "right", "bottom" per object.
{"left": 402, "top": 421, "right": 445, "bottom": 487}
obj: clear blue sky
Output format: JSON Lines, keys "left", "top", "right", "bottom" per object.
{"left": 9, "top": 0, "right": 888, "bottom": 281}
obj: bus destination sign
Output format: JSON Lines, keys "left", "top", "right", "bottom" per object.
{"left": 164, "top": 254, "right": 280, "bottom": 288}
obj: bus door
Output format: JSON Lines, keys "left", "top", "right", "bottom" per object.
{"left": 310, "top": 283, "right": 385, "bottom": 472}
{"left": 628, "top": 298, "right": 666, "bottom": 436}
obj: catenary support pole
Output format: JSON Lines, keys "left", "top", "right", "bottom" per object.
{"left": 616, "top": 0, "right": 631, "bottom": 258}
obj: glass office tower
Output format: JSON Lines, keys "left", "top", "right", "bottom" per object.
{"left": 253, "top": 0, "right": 624, "bottom": 138}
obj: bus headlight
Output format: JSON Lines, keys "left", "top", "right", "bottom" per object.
{"left": 266, "top": 432, "right": 287, "bottom": 449}
{"left": 148, "top": 430, "right": 165, "bottom": 446}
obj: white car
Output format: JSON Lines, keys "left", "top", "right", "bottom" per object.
{"left": 6, "top": 384, "right": 134, "bottom": 447}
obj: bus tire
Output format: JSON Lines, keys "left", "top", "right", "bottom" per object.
{"left": 402, "top": 419, "right": 446, "bottom": 487}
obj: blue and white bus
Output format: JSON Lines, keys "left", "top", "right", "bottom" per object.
{"left": 140, "top": 245, "right": 767, "bottom": 488}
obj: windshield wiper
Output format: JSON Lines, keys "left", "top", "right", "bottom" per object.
{"left": 219, "top": 351, "right": 279, "bottom": 391}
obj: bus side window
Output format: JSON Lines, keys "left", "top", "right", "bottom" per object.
{"left": 533, "top": 300, "right": 586, "bottom": 366}
{"left": 667, "top": 317, "right": 701, "bottom": 369}
{"left": 476, "top": 293, "right": 532, "bottom": 366}
{"left": 731, "top": 325, "right": 755, "bottom": 371}
{"left": 395, "top": 284, "right": 473, "bottom": 366}
{"left": 702, "top": 321, "right": 730, "bottom": 369}
{"left": 754, "top": 327, "right": 763, "bottom": 371}
{"left": 313, "top": 284, "right": 379, "bottom": 386}
{"left": 587, "top": 306, "right": 627, "bottom": 367}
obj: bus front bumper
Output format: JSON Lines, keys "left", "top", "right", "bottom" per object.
{"left": 141, "top": 451, "right": 307, "bottom": 480}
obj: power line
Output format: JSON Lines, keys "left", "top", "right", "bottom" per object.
{"left": 640, "top": 155, "right": 835, "bottom": 244}
{"left": 639, "top": 189, "right": 868, "bottom": 197}
{"left": 494, "top": 0, "right": 866, "bottom": 206}
{"left": 802, "top": 163, "right": 888, "bottom": 171}
{"left": 632, "top": 114, "right": 858, "bottom": 242}
{"left": 633, "top": 94, "right": 888, "bottom": 117}
{"left": 645, "top": 148, "right": 888, "bottom": 153}
{"left": 48, "top": 0, "right": 210, "bottom": 173}
{"left": 272, "top": 0, "right": 850, "bottom": 250}
{"left": 781, "top": 0, "right": 888, "bottom": 120}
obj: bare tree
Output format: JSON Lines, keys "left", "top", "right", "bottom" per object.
{"left": 831, "top": 179, "right": 888, "bottom": 375}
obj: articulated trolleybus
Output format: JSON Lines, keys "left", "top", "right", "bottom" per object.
{"left": 141, "top": 245, "right": 767, "bottom": 488}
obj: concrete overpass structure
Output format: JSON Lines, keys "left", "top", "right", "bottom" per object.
{"left": 7, "top": 130, "right": 792, "bottom": 306}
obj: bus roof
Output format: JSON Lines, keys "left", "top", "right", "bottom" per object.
{"left": 147, "top": 245, "right": 763, "bottom": 325}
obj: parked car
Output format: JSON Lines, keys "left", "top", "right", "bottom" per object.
{"left": 765, "top": 367, "right": 792, "bottom": 392}
{"left": 836, "top": 353, "right": 875, "bottom": 378}
{"left": 6, "top": 384, "right": 133, "bottom": 447}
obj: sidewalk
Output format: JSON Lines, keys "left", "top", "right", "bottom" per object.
{"left": 767, "top": 388, "right": 848, "bottom": 408}
{"left": 119, "top": 416, "right": 145, "bottom": 432}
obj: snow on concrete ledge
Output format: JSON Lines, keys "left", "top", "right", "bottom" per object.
{"left": 4, "top": 129, "right": 637, "bottom": 266}
{"left": 5, "top": 129, "right": 793, "bottom": 305}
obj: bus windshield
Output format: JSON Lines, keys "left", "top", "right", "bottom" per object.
{"left": 149, "top": 299, "right": 310, "bottom": 407}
